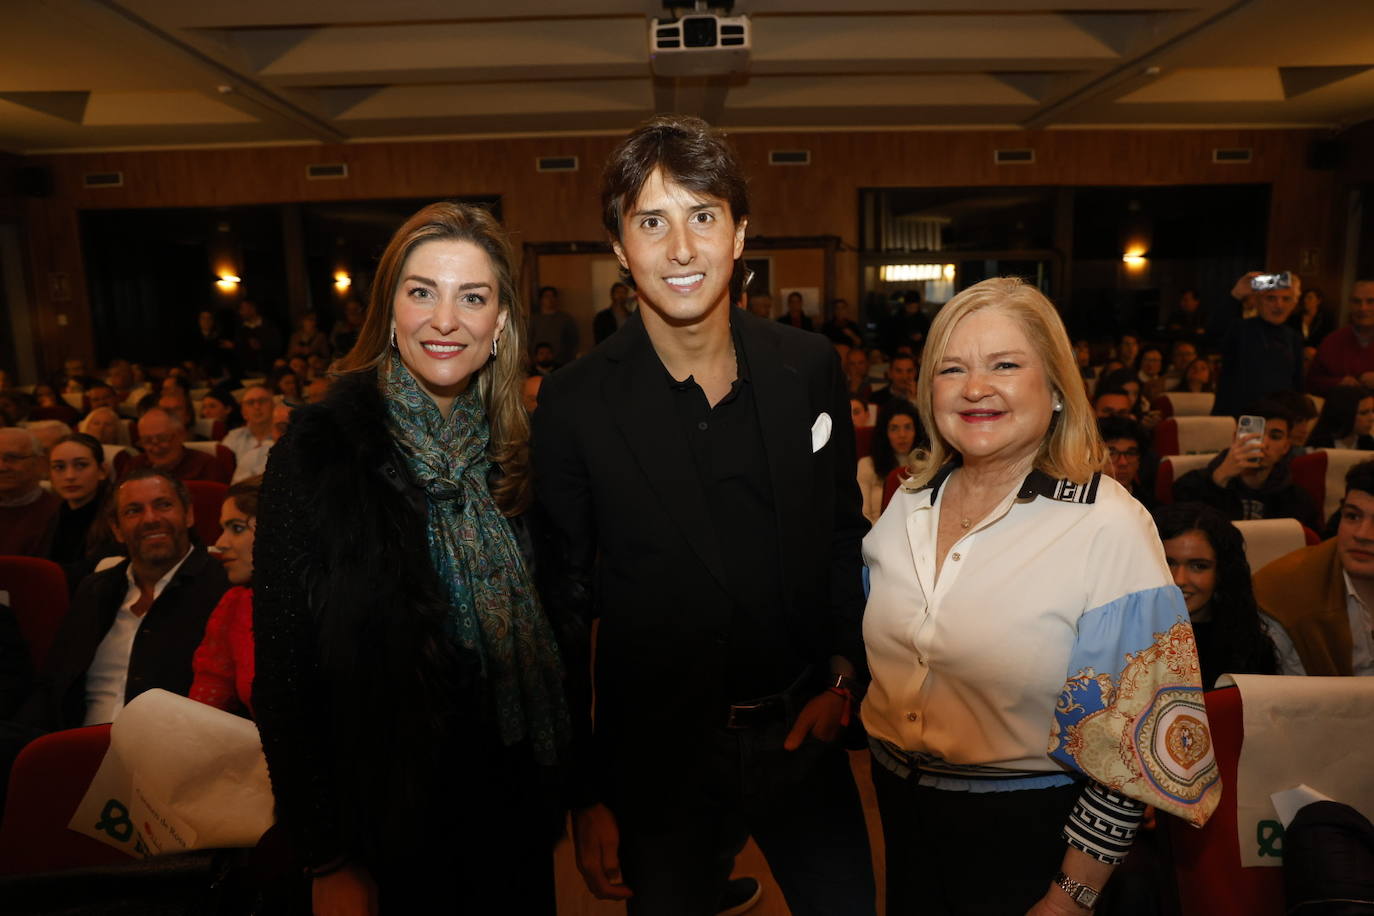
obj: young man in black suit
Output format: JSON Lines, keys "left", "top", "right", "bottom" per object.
{"left": 533, "top": 116, "right": 874, "bottom": 915}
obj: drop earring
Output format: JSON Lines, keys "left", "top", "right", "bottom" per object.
{"left": 1053, "top": 397, "right": 1064, "bottom": 412}
{"left": 390, "top": 322, "right": 397, "bottom": 350}
{"left": 491, "top": 336, "right": 499, "bottom": 358}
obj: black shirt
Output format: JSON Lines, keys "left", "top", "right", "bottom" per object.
{"left": 664, "top": 325, "right": 803, "bottom": 699}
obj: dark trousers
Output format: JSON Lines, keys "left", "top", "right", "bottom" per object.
{"left": 612, "top": 718, "right": 876, "bottom": 916}
{"left": 871, "top": 756, "right": 1081, "bottom": 916}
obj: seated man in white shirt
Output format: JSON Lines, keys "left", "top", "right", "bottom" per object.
{"left": 221, "top": 385, "right": 277, "bottom": 483}
{"left": 1252, "top": 458, "right": 1374, "bottom": 676}
{"left": 0, "top": 469, "right": 230, "bottom": 809}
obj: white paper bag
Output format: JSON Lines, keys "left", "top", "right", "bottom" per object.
{"left": 69, "top": 689, "right": 275, "bottom": 857}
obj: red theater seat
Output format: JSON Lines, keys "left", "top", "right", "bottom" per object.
{"left": 0, "top": 556, "right": 69, "bottom": 671}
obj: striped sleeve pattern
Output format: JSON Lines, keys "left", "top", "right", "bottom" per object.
{"left": 1062, "top": 781, "right": 1146, "bottom": 865}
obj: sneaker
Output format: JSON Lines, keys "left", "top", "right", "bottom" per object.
{"left": 716, "top": 876, "right": 762, "bottom": 916}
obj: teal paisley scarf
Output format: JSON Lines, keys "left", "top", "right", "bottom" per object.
{"left": 381, "top": 356, "right": 570, "bottom": 766}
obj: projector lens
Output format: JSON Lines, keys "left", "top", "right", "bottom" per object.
{"left": 682, "top": 16, "right": 717, "bottom": 47}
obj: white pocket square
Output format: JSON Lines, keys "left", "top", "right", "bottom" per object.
{"left": 811, "top": 412, "right": 832, "bottom": 453}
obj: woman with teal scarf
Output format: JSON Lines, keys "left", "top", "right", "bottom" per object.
{"left": 254, "top": 202, "right": 571, "bottom": 915}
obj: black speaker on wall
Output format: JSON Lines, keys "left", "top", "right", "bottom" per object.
{"left": 16, "top": 165, "right": 53, "bottom": 198}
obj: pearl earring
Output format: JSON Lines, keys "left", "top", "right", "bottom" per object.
{"left": 1053, "top": 398, "right": 1064, "bottom": 412}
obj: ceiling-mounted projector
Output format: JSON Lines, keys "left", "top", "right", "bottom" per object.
{"left": 649, "top": 12, "right": 751, "bottom": 77}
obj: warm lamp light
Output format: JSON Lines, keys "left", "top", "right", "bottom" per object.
{"left": 215, "top": 273, "right": 241, "bottom": 291}
{"left": 880, "top": 263, "right": 956, "bottom": 282}
{"left": 1121, "top": 248, "right": 1148, "bottom": 269}
{"left": 334, "top": 271, "right": 352, "bottom": 291}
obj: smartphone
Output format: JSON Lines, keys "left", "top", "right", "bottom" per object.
{"left": 1251, "top": 272, "right": 1292, "bottom": 291}
{"left": 1237, "top": 414, "right": 1265, "bottom": 463}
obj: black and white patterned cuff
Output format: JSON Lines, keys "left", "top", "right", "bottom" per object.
{"left": 1062, "top": 781, "right": 1146, "bottom": 865}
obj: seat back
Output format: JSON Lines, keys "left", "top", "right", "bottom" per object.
{"left": 1154, "top": 416, "right": 1236, "bottom": 457}
{"left": 854, "top": 425, "right": 873, "bottom": 460}
{"left": 1167, "top": 687, "right": 1284, "bottom": 916}
{"left": 99, "top": 443, "right": 132, "bottom": 477}
{"left": 882, "top": 465, "right": 909, "bottom": 512}
{"left": 185, "top": 480, "right": 228, "bottom": 546}
{"left": 183, "top": 441, "right": 236, "bottom": 481}
{"left": 0, "top": 556, "right": 69, "bottom": 671}
{"left": 1233, "top": 518, "right": 1310, "bottom": 574}
{"left": 0, "top": 725, "right": 128, "bottom": 875}
{"left": 1292, "top": 449, "right": 1368, "bottom": 522}
{"left": 1155, "top": 454, "right": 1214, "bottom": 505}
{"left": 1153, "top": 392, "right": 1216, "bottom": 419}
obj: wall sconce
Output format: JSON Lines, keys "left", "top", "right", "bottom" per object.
{"left": 880, "top": 263, "right": 957, "bottom": 282}
{"left": 215, "top": 273, "right": 241, "bottom": 291}
{"left": 334, "top": 271, "right": 352, "bottom": 291}
{"left": 1121, "top": 249, "right": 1148, "bottom": 270}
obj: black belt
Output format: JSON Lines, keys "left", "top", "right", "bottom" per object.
{"left": 723, "top": 667, "right": 813, "bottom": 731}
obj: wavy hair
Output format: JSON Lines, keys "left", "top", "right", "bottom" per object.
{"left": 335, "top": 201, "right": 531, "bottom": 514}
{"left": 908, "top": 277, "right": 1104, "bottom": 487}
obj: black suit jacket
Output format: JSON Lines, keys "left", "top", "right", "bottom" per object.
{"left": 532, "top": 308, "right": 867, "bottom": 801}
{"left": 15, "top": 545, "right": 228, "bottom": 732}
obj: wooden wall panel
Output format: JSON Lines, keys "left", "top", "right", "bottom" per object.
{"left": 16, "top": 127, "right": 1345, "bottom": 374}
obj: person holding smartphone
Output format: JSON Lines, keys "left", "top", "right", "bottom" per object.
{"left": 1173, "top": 398, "right": 1320, "bottom": 530}
{"left": 1211, "top": 271, "right": 1304, "bottom": 418}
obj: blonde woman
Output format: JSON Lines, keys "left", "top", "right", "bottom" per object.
{"left": 862, "top": 277, "right": 1220, "bottom": 914}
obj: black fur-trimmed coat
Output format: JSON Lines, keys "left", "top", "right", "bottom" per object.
{"left": 252, "top": 370, "right": 483, "bottom": 869}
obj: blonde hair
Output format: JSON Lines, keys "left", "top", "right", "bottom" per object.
{"left": 335, "top": 201, "right": 532, "bottom": 514}
{"left": 908, "top": 277, "right": 1104, "bottom": 488}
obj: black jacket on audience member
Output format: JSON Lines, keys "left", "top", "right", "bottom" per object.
{"left": 0, "top": 604, "right": 32, "bottom": 720}
{"left": 14, "top": 547, "right": 228, "bottom": 732}
{"left": 1172, "top": 450, "right": 1320, "bottom": 533}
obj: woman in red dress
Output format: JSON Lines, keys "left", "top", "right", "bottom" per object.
{"left": 189, "top": 475, "right": 260, "bottom": 716}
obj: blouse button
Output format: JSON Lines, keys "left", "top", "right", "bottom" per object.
{"left": 951, "top": 552, "right": 961, "bottom": 561}
{"left": 906, "top": 712, "right": 919, "bottom": 722}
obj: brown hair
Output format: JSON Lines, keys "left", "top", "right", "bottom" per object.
{"left": 226, "top": 474, "right": 262, "bottom": 519}
{"left": 601, "top": 115, "right": 750, "bottom": 243}
{"left": 335, "top": 201, "right": 532, "bottom": 513}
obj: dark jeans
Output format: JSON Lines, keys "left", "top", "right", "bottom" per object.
{"left": 612, "top": 717, "right": 875, "bottom": 916}
{"left": 871, "top": 756, "right": 1081, "bottom": 916}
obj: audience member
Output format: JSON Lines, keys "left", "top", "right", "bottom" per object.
{"left": 530, "top": 285, "right": 579, "bottom": 366}
{"left": 856, "top": 399, "right": 920, "bottom": 524}
{"left": 1306, "top": 279, "right": 1374, "bottom": 395}
{"left": 593, "top": 282, "right": 633, "bottom": 344}
{"left": 270, "top": 367, "right": 305, "bottom": 408}
{"left": 271, "top": 403, "right": 293, "bottom": 439}
{"left": 1093, "top": 389, "right": 1134, "bottom": 419}
{"left": 223, "top": 386, "right": 276, "bottom": 483}
{"left": 843, "top": 348, "right": 873, "bottom": 399}
{"left": 1307, "top": 386, "right": 1374, "bottom": 450}
{"left": 287, "top": 311, "right": 331, "bottom": 361}
{"left": 105, "top": 359, "right": 147, "bottom": 408}
{"left": 1252, "top": 458, "right": 1374, "bottom": 675}
{"left": 777, "top": 290, "right": 814, "bottom": 331}
{"left": 1163, "top": 341, "right": 1197, "bottom": 389}
{"left": 330, "top": 299, "right": 366, "bottom": 357}
{"left": 304, "top": 376, "right": 330, "bottom": 405}
{"left": 30, "top": 384, "right": 79, "bottom": 424}
{"left": 1137, "top": 346, "right": 1165, "bottom": 395}
{"left": 199, "top": 385, "right": 244, "bottom": 435}
{"left": 193, "top": 308, "right": 233, "bottom": 380}
{"left": 27, "top": 419, "right": 73, "bottom": 456}
{"left": 234, "top": 299, "right": 284, "bottom": 375}
{"left": 1178, "top": 357, "right": 1215, "bottom": 393}
{"left": 125, "top": 408, "right": 230, "bottom": 483}
{"left": 1152, "top": 502, "right": 1279, "bottom": 688}
{"left": 869, "top": 353, "right": 917, "bottom": 407}
{"left": 190, "top": 475, "right": 261, "bottom": 717}
{"left": 746, "top": 290, "right": 773, "bottom": 319}
{"left": 44, "top": 432, "right": 118, "bottom": 572}
{"left": 1270, "top": 389, "right": 1320, "bottom": 454}
{"left": 85, "top": 382, "right": 120, "bottom": 414}
{"left": 1172, "top": 398, "right": 1318, "bottom": 530}
{"left": 1099, "top": 415, "right": 1154, "bottom": 509}
{"left": 1163, "top": 289, "right": 1207, "bottom": 344}
{"left": 1212, "top": 271, "right": 1303, "bottom": 417}
{"left": 531, "top": 342, "right": 560, "bottom": 376}
{"left": 1290, "top": 287, "right": 1334, "bottom": 355}
{"left": 9, "top": 469, "right": 229, "bottom": 734}
{"left": 0, "top": 427, "right": 61, "bottom": 556}
{"left": 78, "top": 406, "right": 128, "bottom": 445}
{"left": 821, "top": 298, "right": 864, "bottom": 348}
{"left": 849, "top": 397, "right": 871, "bottom": 430}
{"left": 880, "top": 290, "right": 928, "bottom": 355}
{"left": 157, "top": 386, "right": 194, "bottom": 427}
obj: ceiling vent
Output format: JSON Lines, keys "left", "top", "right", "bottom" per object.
{"left": 82, "top": 171, "right": 124, "bottom": 189}
{"left": 769, "top": 150, "right": 811, "bottom": 166}
{"left": 994, "top": 149, "right": 1035, "bottom": 165}
{"left": 536, "top": 155, "right": 578, "bottom": 173}
{"left": 1212, "top": 148, "right": 1253, "bottom": 164}
{"left": 306, "top": 163, "right": 348, "bottom": 180}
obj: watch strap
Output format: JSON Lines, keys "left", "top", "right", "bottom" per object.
{"left": 1053, "top": 872, "right": 1099, "bottom": 910}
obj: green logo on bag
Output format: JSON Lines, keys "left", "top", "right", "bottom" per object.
{"left": 95, "top": 798, "right": 133, "bottom": 843}
{"left": 1256, "top": 819, "right": 1284, "bottom": 858}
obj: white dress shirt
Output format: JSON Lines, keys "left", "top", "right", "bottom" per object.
{"left": 1264, "top": 571, "right": 1374, "bottom": 676}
